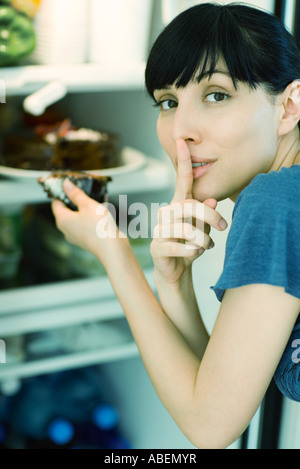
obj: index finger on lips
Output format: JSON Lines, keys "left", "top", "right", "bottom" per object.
{"left": 172, "top": 138, "right": 193, "bottom": 203}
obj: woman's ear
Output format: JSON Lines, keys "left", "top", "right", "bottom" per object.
{"left": 278, "top": 80, "right": 300, "bottom": 136}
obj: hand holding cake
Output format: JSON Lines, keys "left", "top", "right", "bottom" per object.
{"left": 51, "top": 178, "right": 128, "bottom": 268}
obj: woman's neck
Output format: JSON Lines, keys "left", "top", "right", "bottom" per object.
{"left": 268, "top": 126, "right": 300, "bottom": 172}
{"left": 229, "top": 126, "right": 300, "bottom": 203}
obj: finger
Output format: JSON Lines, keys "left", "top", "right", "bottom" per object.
{"left": 51, "top": 199, "right": 70, "bottom": 216}
{"left": 151, "top": 239, "right": 204, "bottom": 259}
{"left": 203, "top": 198, "right": 218, "bottom": 210}
{"left": 63, "top": 179, "right": 93, "bottom": 209}
{"left": 158, "top": 200, "right": 227, "bottom": 232}
{"left": 153, "top": 222, "right": 213, "bottom": 250}
{"left": 204, "top": 199, "right": 228, "bottom": 230}
{"left": 51, "top": 199, "right": 74, "bottom": 235}
{"left": 172, "top": 138, "right": 193, "bottom": 203}
{"left": 203, "top": 198, "right": 227, "bottom": 231}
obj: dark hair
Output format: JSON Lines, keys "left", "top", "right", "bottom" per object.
{"left": 145, "top": 2, "right": 300, "bottom": 99}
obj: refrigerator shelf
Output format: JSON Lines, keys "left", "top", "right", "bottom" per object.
{"left": 1, "top": 62, "right": 147, "bottom": 96}
{"left": 0, "top": 341, "right": 138, "bottom": 382}
{"left": 0, "top": 268, "right": 156, "bottom": 336}
{"left": 0, "top": 158, "right": 174, "bottom": 206}
{"left": 0, "top": 269, "right": 156, "bottom": 383}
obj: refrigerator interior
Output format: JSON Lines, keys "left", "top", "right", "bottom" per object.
{"left": 0, "top": 0, "right": 299, "bottom": 450}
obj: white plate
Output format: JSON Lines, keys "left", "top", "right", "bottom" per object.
{"left": 0, "top": 147, "right": 147, "bottom": 180}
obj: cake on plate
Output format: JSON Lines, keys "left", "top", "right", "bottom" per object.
{"left": 1, "top": 119, "right": 122, "bottom": 171}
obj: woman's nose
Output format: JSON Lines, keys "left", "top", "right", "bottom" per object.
{"left": 172, "top": 104, "right": 202, "bottom": 144}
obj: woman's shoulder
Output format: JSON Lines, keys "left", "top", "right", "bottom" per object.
{"left": 235, "top": 165, "right": 300, "bottom": 213}
{"left": 213, "top": 167, "right": 300, "bottom": 303}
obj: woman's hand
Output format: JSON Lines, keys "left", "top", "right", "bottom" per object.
{"left": 51, "top": 179, "right": 128, "bottom": 268}
{"left": 150, "top": 139, "right": 228, "bottom": 286}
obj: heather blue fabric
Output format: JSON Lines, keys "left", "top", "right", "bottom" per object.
{"left": 211, "top": 165, "right": 300, "bottom": 401}
{"left": 274, "top": 317, "right": 300, "bottom": 401}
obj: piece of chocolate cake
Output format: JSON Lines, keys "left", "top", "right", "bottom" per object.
{"left": 38, "top": 172, "right": 112, "bottom": 210}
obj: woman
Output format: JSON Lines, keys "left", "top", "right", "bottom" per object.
{"left": 52, "top": 3, "right": 300, "bottom": 448}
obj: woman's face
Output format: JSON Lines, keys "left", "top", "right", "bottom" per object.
{"left": 154, "top": 65, "right": 280, "bottom": 202}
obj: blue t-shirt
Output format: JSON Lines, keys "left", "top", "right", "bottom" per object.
{"left": 212, "top": 165, "right": 300, "bottom": 301}
{"left": 211, "top": 165, "right": 300, "bottom": 401}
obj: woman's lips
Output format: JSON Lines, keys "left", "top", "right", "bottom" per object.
{"left": 192, "top": 161, "right": 215, "bottom": 179}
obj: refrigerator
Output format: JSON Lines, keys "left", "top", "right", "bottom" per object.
{"left": 0, "top": 0, "right": 298, "bottom": 450}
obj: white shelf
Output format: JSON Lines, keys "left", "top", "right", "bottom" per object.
{"left": 0, "top": 268, "right": 156, "bottom": 382}
{"left": 0, "top": 297, "right": 125, "bottom": 337}
{"left": 0, "top": 268, "right": 156, "bottom": 337}
{"left": 0, "top": 342, "right": 138, "bottom": 381}
{"left": 1, "top": 62, "right": 147, "bottom": 96}
{"left": 0, "top": 158, "right": 174, "bottom": 206}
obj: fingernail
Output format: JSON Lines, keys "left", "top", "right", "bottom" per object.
{"left": 219, "top": 219, "right": 228, "bottom": 230}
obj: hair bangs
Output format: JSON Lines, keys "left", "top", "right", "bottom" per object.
{"left": 145, "top": 3, "right": 268, "bottom": 99}
{"left": 145, "top": 4, "right": 222, "bottom": 97}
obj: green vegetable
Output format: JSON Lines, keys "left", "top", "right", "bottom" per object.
{"left": 0, "top": 0, "right": 35, "bottom": 67}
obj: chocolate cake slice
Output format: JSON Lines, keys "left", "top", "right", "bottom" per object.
{"left": 38, "top": 172, "right": 112, "bottom": 210}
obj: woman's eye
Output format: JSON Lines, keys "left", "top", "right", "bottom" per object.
{"left": 205, "top": 92, "right": 230, "bottom": 103}
{"left": 156, "top": 99, "right": 177, "bottom": 111}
